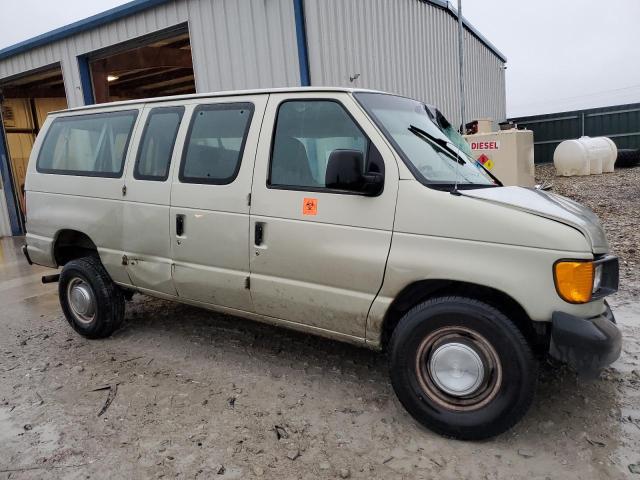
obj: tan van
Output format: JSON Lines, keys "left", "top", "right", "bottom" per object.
{"left": 22, "top": 88, "right": 621, "bottom": 439}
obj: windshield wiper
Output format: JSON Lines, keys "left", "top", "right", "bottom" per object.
{"left": 408, "top": 125, "right": 464, "bottom": 165}
{"left": 409, "top": 124, "right": 502, "bottom": 187}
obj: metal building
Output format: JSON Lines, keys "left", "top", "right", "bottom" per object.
{"left": 510, "top": 102, "right": 640, "bottom": 164}
{"left": 0, "top": 0, "right": 506, "bottom": 236}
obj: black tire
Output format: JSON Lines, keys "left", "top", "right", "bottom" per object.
{"left": 389, "top": 296, "right": 537, "bottom": 440}
{"left": 616, "top": 149, "right": 640, "bottom": 168}
{"left": 59, "top": 256, "right": 125, "bottom": 339}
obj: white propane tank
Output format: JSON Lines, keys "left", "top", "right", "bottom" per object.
{"left": 554, "top": 140, "right": 590, "bottom": 176}
{"left": 601, "top": 137, "right": 618, "bottom": 172}
{"left": 553, "top": 136, "right": 618, "bottom": 176}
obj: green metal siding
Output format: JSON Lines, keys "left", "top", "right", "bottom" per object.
{"left": 510, "top": 103, "right": 640, "bottom": 163}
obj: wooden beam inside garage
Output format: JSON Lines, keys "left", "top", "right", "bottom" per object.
{"left": 110, "top": 68, "right": 193, "bottom": 90}
{"left": 0, "top": 85, "right": 66, "bottom": 98}
{"left": 98, "top": 46, "right": 193, "bottom": 73}
{"left": 109, "top": 77, "right": 195, "bottom": 98}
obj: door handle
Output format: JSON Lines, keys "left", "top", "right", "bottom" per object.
{"left": 176, "top": 214, "right": 185, "bottom": 237}
{"left": 254, "top": 222, "right": 264, "bottom": 246}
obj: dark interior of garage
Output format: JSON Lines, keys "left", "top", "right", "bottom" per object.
{"left": 0, "top": 28, "right": 196, "bottom": 221}
{"left": 89, "top": 31, "right": 195, "bottom": 103}
{"left": 0, "top": 67, "right": 67, "bottom": 215}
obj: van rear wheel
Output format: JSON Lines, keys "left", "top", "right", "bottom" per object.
{"left": 59, "top": 256, "right": 125, "bottom": 339}
{"left": 389, "top": 296, "right": 537, "bottom": 440}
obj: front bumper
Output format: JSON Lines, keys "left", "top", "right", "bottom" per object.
{"left": 549, "top": 304, "right": 621, "bottom": 377}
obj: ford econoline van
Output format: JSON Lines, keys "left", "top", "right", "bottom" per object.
{"left": 22, "top": 88, "right": 621, "bottom": 440}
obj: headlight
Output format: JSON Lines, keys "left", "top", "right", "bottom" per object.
{"left": 553, "top": 256, "right": 619, "bottom": 304}
{"left": 592, "top": 263, "right": 603, "bottom": 293}
{"left": 553, "top": 260, "right": 594, "bottom": 304}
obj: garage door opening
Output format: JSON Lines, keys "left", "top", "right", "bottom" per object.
{"left": 89, "top": 30, "right": 195, "bottom": 103}
{"left": 0, "top": 66, "right": 68, "bottom": 217}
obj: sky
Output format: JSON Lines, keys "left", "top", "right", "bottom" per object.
{"left": 462, "top": 0, "right": 640, "bottom": 117}
{"left": 0, "top": 0, "right": 639, "bottom": 117}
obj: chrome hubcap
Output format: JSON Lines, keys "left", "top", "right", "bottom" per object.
{"left": 67, "top": 278, "right": 96, "bottom": 324}
{"left": 415, "top": 326, "right": 502, "bottom": 411}
{"left": 429, "top": 342, "right": 485, "bottom": 397}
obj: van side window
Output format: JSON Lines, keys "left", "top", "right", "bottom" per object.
{"left": 179, "top": 103, "right": 254, "bottom": 184}
{"left": 134, "top": 106, "right": 184, "bottom": 181}
{"left": 37, "top": 110, "right": 138, "bottom": 177}
{"left": 269, "top": 100, "right": 370, "bottom": 190}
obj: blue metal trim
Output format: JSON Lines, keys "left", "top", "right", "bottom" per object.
{"left": 0, "top": 115, "right": 23, "bottom": 235}
{"left": 292, "top": 0, "right": 311, "bottom": 87}
{"left": 0, "top": 0, "right": 174, "bottom": 61}
{"left": 77, "top": 56, "right": 95, "bottom": 105}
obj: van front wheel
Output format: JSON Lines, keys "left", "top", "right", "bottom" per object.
{"left": 59, "top": 256, "right": 125, "bottom": 339}
{"left": 389, "top": 296, "right": 537, "bottom": 440}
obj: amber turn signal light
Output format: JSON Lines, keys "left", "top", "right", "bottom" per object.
{"left": 553, "top": 261, "right": 594, "bottom": 304}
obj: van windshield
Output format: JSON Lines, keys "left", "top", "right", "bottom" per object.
{"left": 354, "top": 92, "right": 496, "bottom": 188}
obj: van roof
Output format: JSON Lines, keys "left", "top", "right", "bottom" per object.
{"left": 53, "top": 87, "right": 389, "bottom": 115}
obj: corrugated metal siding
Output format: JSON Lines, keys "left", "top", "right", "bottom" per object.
{"left": 0, "top": 0, "right": 300, "bottom": 108}
{"left": 304, "top": 0, "right": 506, "bottom": 125}
{"left": 511, "top": 103, "right": 640, "bottom": 163}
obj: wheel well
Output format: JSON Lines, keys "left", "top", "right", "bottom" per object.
{"left": 53, "top": 230, "right": 98, "bottom": 267}
{"left": 380, "top": 280, "right": 548, "bottom": 352}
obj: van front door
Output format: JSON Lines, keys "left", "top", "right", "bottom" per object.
{"left": 249, "top": 93, "right": 399, "bottom": 338}
{"left": 169, "top": 96, "right": 267, "bottom": 312}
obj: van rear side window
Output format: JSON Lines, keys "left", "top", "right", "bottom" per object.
{"left": 37, "top": 110, "right": 138, "bottom": 177}
{"left": 179, "top": 103, "right": 254, "bottom": 185}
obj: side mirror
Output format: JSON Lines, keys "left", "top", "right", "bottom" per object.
{"left": 325, "top": 149, "right": 384, "bottom": 196}
{"left": 361, "top": 171, "right": 384, "bottom": 195}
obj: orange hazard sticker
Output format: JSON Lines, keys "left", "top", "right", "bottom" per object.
{"left": 302, "top": 197, "right": 317, "bottom": 216}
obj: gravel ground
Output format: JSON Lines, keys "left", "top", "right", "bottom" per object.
{"left": 536, "top": 163, "right": 640, "bottom": 303}
{"left": 1, "top": 166, "right": 639, "bottom": 479}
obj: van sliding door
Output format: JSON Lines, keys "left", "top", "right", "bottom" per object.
{"left": 169, "top": 95, "right": 268, "bottom": 312}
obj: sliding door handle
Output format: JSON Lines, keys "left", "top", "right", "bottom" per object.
{"left": 176, "top": 214, "right": 185, "bottom": 237}
{"left": 254, "top": 222, "right": 264, "bottom": 246}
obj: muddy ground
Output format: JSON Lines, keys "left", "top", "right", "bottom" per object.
{"left": 1, "top": 165, "right": 639, "bottom": 479}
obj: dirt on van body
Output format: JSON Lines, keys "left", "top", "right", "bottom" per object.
{"left": 1, "top": 166, "right": 639, "bottom": 479}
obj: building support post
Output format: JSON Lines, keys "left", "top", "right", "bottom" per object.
{"left": 293, "top": 0, "right": 311, "bottom": 87}
{"left": 0, "top": 103, "right": 24, "bottom": 235}
{"left": 77, "top": 55, "right": 95, "bottom": 105}
{"left": 457, "top": 0, "right": 466, "bottom": 130}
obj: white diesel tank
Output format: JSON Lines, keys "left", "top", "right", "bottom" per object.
{"left": 554, "top": 136, "right": 617, "bottom": 176}
{"left": 464, "top": 128, "right": 535, "bottom": 187}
